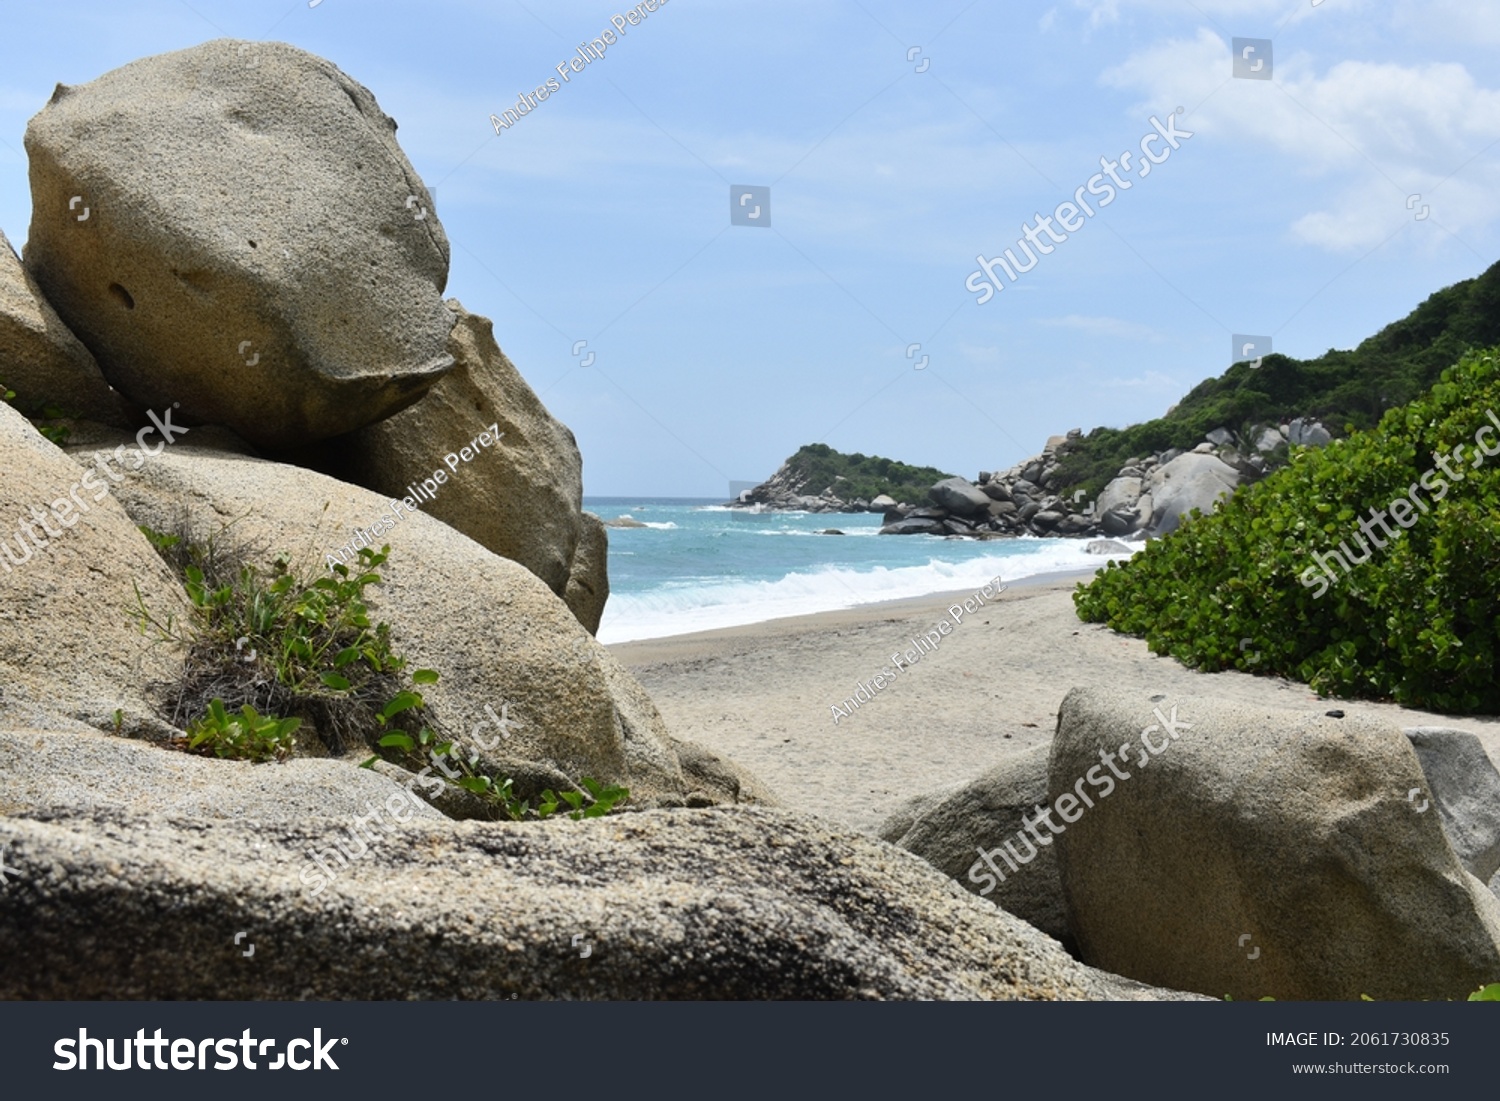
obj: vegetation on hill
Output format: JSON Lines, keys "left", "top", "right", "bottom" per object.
{"left": 1056, "top": 260, "right": 1500, "bottom": 499}
{"left": 1074, "top": 347, "right": 1500, "bottom": 714}
{"left": 775, "top": 443, "right": 954, "bottom": 504}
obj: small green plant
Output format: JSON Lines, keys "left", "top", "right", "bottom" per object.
{"left": 0, "top": 381, "right": 72, "bottom": 444}
{"left": 183, "top": 699, "right": 300, "bottom": 763}
{"left": 364, "top": 715, "right": 629, "bottom": 823}
{"left": 136, "top": 519, "right": 630, "bottom": 817}
{"left": 553, "top": 777, "right": 630, "bottom": 820}
{"left": 135, "top": 522, "right": 427, "bottom": 754}
{"left": 1468, "top": 983, "right": 1500, "bottom": 1001}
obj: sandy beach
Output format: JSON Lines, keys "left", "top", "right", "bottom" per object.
{"left": 612, "top": 568, "right": 1500, "bottom": 835}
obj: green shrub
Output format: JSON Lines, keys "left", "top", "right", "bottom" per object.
{"left": 1074, "top": 347, "right": 1500, "bottom": 714}
{"left": 184, "top": 699, "right": 301, "bottom": 762}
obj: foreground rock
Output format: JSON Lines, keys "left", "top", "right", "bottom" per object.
{"left": 1052, "top": 688, "right": 1500, "bottom": 1001}
{"left": 24, "top": 39, "right": 455, "bottom": 449}
{"left": 1406, "top": 728, "right": 1500, "bottom": 884}
{"left": 0, "top": 403, "right": 187, "bottom": 737}
{"left": 0, "top": 806, "right": 1199, "bottom": 999}
{"left": 0, "top": 230, "right": 132, "bottom": 427}
{"left": 62, "top": 429, "right": 754, "bottom": 809}
{"left": 0, "top": 726, "right": 449, "bottom": 823}
{"left": 309, "top": 301, "right": 604, "bottom": 631}
{"left": 878, "top": 744, "right": 1070, "bottom": 943}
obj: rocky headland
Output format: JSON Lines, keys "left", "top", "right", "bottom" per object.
{"left": 732, "top": 417, "right": 1334, "bottom": 541}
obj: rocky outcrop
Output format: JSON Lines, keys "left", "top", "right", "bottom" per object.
{"left": 23, "top": 39, "right": 455, "bottom": 449}
{"left": 67, "top": 428, "right": 722, "bottom": 809}
{"left": 304, "top": 301, "right": 602, "bottom": 631}
{"left": 878, "top": 744, "right": 1070, "bottom": 944}
{"left": 878, "top": 430, "right": 1098, "bottom": 539}
{"left": 729, "top": 461, "right": 872, "bottom": 514}
{"left": 0, "top": 229, "right": 133, "bottom": 427}
{"left": 0, "top": 805, "right": 1201, "bottom": 999}
{"left": 1051, "top": 688, "right": 1500, "bottom": 1001}
{"left": 878, "top": 417, "right": 1331, "bottom": 541}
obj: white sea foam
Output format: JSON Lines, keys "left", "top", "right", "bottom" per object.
{"left": 597, "top": 538, "right": 1136, "bottom": 643}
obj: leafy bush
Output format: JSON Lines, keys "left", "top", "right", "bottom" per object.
{"left": 1074, "top": 347, "right": 1500, "bottom": 714}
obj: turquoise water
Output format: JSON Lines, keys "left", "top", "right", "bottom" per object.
{"left": 585, "top": 497, "right": 1131, "bottom": 643}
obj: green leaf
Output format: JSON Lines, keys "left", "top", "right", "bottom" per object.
{"left": 320, "top": 672, "right": 351, "bottom": 691}
{"left": 378, "top": 732, "right": 415, "bottom": 751}
{"left": 412, "top": 669, "right": 439, "bottom": 684}
{"left": 378, "top": 690, "right": 422, "bottom": 722}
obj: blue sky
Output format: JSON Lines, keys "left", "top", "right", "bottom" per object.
{"left": 2, "top": 0, "right": 1497, "bottom": 495}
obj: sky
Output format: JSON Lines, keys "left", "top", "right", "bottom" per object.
{"left": 1, "top": 0, "right": 1497, "bottom": 496}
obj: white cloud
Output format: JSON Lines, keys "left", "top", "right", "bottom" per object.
{"left": 1101, "top": 29, "right": 1500, "bottom": 250}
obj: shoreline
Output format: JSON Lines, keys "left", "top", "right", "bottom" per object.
{"left": 603, "top": 565, "right": 1104, "bottom": 654}
{"left": 612, "top": 574, "right": 1500, "bottom": 836}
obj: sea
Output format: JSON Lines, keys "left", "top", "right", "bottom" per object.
{"left": 586, "top": 497, "right": 1134, "bottom": 644}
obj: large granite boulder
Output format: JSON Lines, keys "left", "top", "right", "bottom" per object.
{"left": 878, "top": 744, "right": 1070, "bottom": 942}
{"left": 308, "top": 302, "right": 597, "bottom": 626}
{"left": 928, "top": 477, "right": 990, "bottom": 518}
{"left": 0, "top": 402, "right": 187, "bottom": 737}
{"left": 1288, "top": 418, "right": 1332, "bottom": 447}
{"left": 1051, "top": 688, "right": 1500, "bottom": 1001}
{"left": 1142, "top": 452, "right": 1239, "bottom": 535}
{"left": 60, "top": 428, "right": 729, "bottom": 809}
{"left": 1095, "top": 475, "right": 1142, "bottom": 519}
{"left": 23, "top": 39, "right": 455, "bottom": 449}
{"left": 0, "top": 230, "right": 132, "bottom": 427}
{"left": 564, "top": 512, "right": 610, "bottom": 635}
{"left": 0, "top": 806, "right": 1201, "bottom": 999}
{"left": 1405, "top": 728, "right": 1500, "bottom": 883}
{"left": 0, "top": 726, "right": 448, "bottom": 824}
{"left": 879, "top": 517, "right": 946, "bottom": 536}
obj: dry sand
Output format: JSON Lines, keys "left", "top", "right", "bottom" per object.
{"left": 612, "top": 570, "right": 1500, "bottom": 835}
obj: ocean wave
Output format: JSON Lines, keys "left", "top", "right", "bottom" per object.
{"left": 597, "top": 539, "right": 1135, "bottom": 643}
